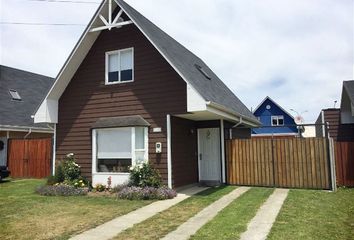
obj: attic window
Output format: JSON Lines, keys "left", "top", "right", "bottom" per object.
{"left": 195, "top": 64, "right": 211, "bottom": 80}
{"left": 9, "top": 89, "right": 21, "bottom": 101}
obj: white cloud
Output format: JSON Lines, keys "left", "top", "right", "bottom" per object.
{"left": 1, "top": 0, "right": 353, "bottom": 122}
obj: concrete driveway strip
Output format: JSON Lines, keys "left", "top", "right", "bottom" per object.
{"left": 69, "top": 186, "right": 207, "bottom": 240}
{"left": 240, "top": 188, "right": 289, "bottom": 240}
{"left": 162, "top": 186, "right": 250, "bottom": 240}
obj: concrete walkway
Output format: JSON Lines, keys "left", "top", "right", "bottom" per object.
{"left": 162, "top": 186, "right": 250, "bottom": 240}
{"left": 70, "top": 186, "right": 207, "bottom": 240}
{"left": 240, "top": 188, "right": 289, "bottom": 240}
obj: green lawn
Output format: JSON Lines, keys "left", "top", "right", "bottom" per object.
{"left": 268, "top": 188, "right": 354, "bottom": 240}
{"left": 0, "top": 179, "right": 153, "bottom": 240}
{"left": 113, "top": 186, "right": 236, "bottom": 240}
{"left": 191, "top": 187, "right": 274, "bottom": 240}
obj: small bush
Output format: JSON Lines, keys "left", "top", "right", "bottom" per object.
{"left": 129, "top": 163, "right": 162, "bottom": 188}
{"left": 46, "top": 175, "right": 57, "bottom": 186}
{"left": 36, "top": 184, "right": 88, "bottom": 196}
{"left": 54, "top": 163, "right": 65, "bottom": 183}
{"left": 62, "top": 154, "right": 81, "bottom": 181}
{"left": 117, "top": 186, "right": 177, "bottom": 200}
{"left": 94, "top": 184, "right": 106, "bottom": 192}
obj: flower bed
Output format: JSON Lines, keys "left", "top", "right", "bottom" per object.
{"left": 36, "top": 184, "right": 88, "bottom": 196}
{"left": 117, "top": 186, "right": 177, "bottom": 200}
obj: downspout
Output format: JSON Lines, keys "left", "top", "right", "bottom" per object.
{"left": 47, "top": 124, "right": 56, "bottom": 175}
{"left": 220, "top": 119, "right": 225, "bottom": 183}
{"left": 24, "top": 128, "right": 32, "bottom": 139}
{"left": 321, "top": 110, "right": 325, "bottom": 137}
{"left": 166, "top": 114, "right": 172, "bottom": 189}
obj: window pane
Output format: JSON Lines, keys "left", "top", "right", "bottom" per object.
{"left": 272, "top": 118, "right": 278, "bottom": 126}
{"left": 135, "top": 127, "right": 145, "bottom": 149}
{"left": 120, "top": 50, "right": 132, "bottom": 71}
{"left": 97, "top": 159, "right": 130, "bottom": 173}
{"left": 108, "top": 72, "right": 119, "bottom": 82}
{"left": 278, "top": 118, "right": 284, "bottom": 125}
{"left": 97, "top": 128, "right": 131, "bottom": 159}
{"left": 135, "top": 151, "right": 145, "bottom": 165}
{"left": 108, "top": 53, "right": 119, "bottom": 72}
{"left": 108, "top": 53, "right": 119, "bottom": 82}
{"left": 120, "top": 69, "right": 132, "bottom": 82}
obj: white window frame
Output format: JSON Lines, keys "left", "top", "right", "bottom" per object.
{"left": 92, "top": 126, "right": 148, "bottom": 175}
{"left": 271, "top": 115, "right": 284, "bottom": 126}
{"left": 105, "top": 47, "right": 134, "bottom": 85}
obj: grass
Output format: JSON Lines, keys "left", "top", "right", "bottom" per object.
{"left": 0, "top": 179, "right": 153, "bottom": 240}
{"left": 113, "top": 185, "right": 236, "bottom": 240}
{"left": 190, "top": 187, "right": 274, "bottom": 240}
{"left": 268, "top": 188, "right": 354, "bottom": 240}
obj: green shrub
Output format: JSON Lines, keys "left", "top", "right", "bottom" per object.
{"left": 129, "top": 163, "right": 162, "bottom": 188}
{"left": 45, "top": 153, "right": 84, "bottom": 187}
{"left": 46, "top": 175, "right": 57, "bottom": 186}
{"left": 54, "top": 164, "right": 65, "bottom": 183}
{"left": 62, "top": 154, "right": 81, "bottom": 181}
{"left": 94, "top": 184, "right": 106, "bottom": 192}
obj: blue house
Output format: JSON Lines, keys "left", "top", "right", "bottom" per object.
{"left": 252, "top": 96, "right": 298, "bottom": 137}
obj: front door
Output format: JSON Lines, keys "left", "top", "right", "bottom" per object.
{"left": 198, "top": 128, "right": 221, "bottom": 183}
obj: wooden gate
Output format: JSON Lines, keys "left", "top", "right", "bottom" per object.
{"left": 7, "top": 138, "right": 52, "bottom": 178}
{"left": 226, "top": 138, "right": 331, "bottom": 189}
{"left": 335, "top": 141, "right": 354, "bottom": 187}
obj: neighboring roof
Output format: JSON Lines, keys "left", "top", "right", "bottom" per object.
{"left": 116, "top": 0, "right": 257, "bottom": 121}
{"left": 92, "top": 115, "right": 150, "bottom": 129}
{"left": 253, "top": 96, "right": 295, "bottom": 120}
{"left": 343, "top": 80, "right": 354, "bottom": 104}
{"left": 0, "top": 65, "right": 54, "bottom": 130}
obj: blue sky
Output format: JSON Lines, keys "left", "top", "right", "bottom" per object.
{"left": 1, "top": 0, "right": 353, "bottom": 122}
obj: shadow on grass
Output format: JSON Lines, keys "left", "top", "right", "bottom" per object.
{"left": 195, "top": 185, "right": 229, "bottom": 196}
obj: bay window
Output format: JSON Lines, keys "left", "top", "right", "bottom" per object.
{"left": 93, "top": 127, "right": 148, "bottom": 173}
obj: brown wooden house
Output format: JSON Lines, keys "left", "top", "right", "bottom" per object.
{"left": 316, "top": 81, "right": 354, "bottom": 141}
{"left": 34, "top": 0, "right": 260, "bottom": 188}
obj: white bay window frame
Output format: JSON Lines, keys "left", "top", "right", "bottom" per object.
{"left": 92, "top": 127, "right": 148, "bottom": 176}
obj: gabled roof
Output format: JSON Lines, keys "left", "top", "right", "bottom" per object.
{"left": 35, "top": 0, "right": 258, "bottom": 124}
{"left": 0, "top": 65, "right": 54, "bottom": 130}
{"left": 343, "top": 80, "right": 354, "bottom": 104}
{"left": 116, "top": 0, "right": 256, "bottom": 121}
{"left": 253, "top": 96, "right": 295, "bottom": 120}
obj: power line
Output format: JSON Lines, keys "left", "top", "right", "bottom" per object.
{"left": 27, "top": 0, "right": 101, "bottom": 4}
{"left": 0, "top": 21, "right": 89, "bottom": 26}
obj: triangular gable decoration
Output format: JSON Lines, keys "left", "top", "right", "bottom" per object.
{"left": 90, "top": 0, "right": 133, "bottom": 32}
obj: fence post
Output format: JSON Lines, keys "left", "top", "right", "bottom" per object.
{"left": 271, "top": 138, "right": 276, "bottom": 187}
{"left": 328, "top": 138, "right": 337, "bottom": 191}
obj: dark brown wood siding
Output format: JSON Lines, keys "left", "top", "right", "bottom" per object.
{"left": 323, "top": 109, "right": 340, "bottom": 139}
{"left": 171, "top": 116, "right": 198, "bottom": 187}
{"left": 56, "top": 24, "right": 187, "bottom": 183}
{"left": 315, "top": 109, "right": 354, "bottom": 141}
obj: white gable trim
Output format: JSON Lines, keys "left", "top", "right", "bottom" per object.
{"left": 34, "top": 0, "right": 249, "bottom": 124}
{"left": 34, "top": 2, "right": 106, "bottom": 123}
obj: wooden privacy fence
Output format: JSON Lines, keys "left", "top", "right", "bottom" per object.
{"left": 226, "top": 138, "right": 331, "bottom": 189}
{"left": 7, "top": 138, "right": 52, "bottom": 178}
{"left": 335, "top": 141, "right": 354, "bottom": 187}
